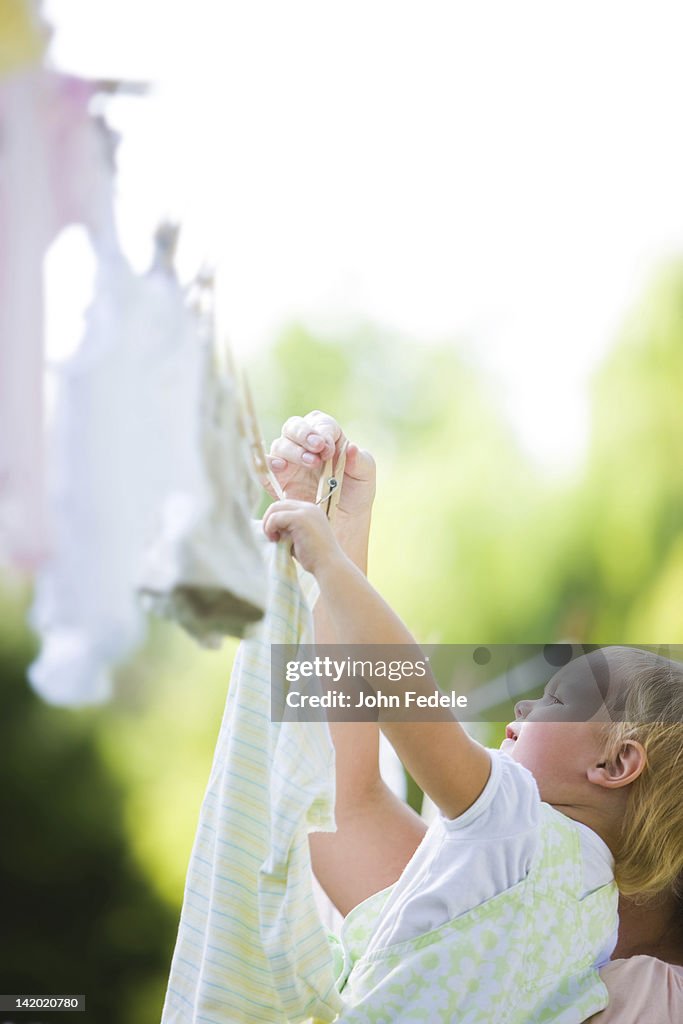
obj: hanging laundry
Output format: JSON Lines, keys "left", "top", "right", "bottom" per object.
{"left": 29, "top": 227, "right": 207, "bottom": 705}
{"left": 161, "top": 539, "right": 342, "bottom": 1024}
{"left": 0, "top": 0, "right": 47, "bottom": 568}
{"left": 139, "top": 283, "right": 267, "bottom": 646}
{"left": 0, "top": 58, "right": 113, "bottom": 569}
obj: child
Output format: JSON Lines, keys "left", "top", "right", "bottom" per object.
{"left": 263, "top": 416, "right": 683, "bottom": 1023}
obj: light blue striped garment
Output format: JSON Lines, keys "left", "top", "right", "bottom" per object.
{"left": 161, "top": 539, "right": 343, "bottom": 1023}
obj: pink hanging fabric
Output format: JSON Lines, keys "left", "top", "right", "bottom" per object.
{"left": 0, "top": 68, "right": 109, "bottom": 569}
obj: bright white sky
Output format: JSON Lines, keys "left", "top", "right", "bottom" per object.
{"left": 43, "top": 0, "right": 683, "bottom": 468}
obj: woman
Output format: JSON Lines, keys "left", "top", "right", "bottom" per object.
{"left": 268, "top": 410, "right": 683, "bottom": 1023}
{"left": 588, "top": 888, "right": 683, "bottom": 1023}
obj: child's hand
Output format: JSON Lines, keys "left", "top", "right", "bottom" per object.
{"left": 263, "top": 499, "right": 345, "bottom": 576}
{"left": 267, "top": 411, "right": 376, "bottom": 523}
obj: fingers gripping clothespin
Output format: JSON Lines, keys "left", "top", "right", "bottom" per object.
{"left": 235, "top": 365, "right": 346, "bottom": 517}
{"left": 315, "top": 439, "right": 348, "bottom": 524}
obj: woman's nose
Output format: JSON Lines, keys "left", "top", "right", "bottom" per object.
{"left": 515, "top": 699, "right": 532, "bottom": 720}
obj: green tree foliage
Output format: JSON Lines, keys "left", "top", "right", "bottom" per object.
{"left": 255, "top": 321, "right": 564, "bottom": 644}
{"left": 554, "top": 261, "right": 683, "bottom": 642}
{"left": 0, "top": 592, "right": 177, "bottom": 1024}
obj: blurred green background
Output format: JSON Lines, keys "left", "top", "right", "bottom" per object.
{"left": 2, "top": 262, "right": 683, "bottom": 1022}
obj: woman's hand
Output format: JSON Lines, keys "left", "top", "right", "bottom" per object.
{"left": 263, "top": 499, "right": 345, "bottom": 577}
{"left": 267, "top": 411, "right": 376, "bottom": 526}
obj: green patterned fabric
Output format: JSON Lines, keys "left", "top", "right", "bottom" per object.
{"left": 332, "top": 804, "right": 617, "bottom": 1023}
{"left": 161, "top": 543, "right": 342, "bottom": 1024}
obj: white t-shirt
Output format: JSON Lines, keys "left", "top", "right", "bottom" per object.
{"left": 365, "top": 749, "right": 617, "bottom": 965}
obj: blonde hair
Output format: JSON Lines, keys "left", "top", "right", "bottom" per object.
{"left": 600, "top": 647, "right": 683, "bottom": 898}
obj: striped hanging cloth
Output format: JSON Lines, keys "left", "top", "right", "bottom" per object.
{"left": 161, "top": 536, "right": 343, "bottom": 1023}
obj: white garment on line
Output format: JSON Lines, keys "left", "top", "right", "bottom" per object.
{"left": 29, "top": 247, "right": 206, "bottom": 705}
{"left": 139, "top": 331, "right": 267, "bottom": 646}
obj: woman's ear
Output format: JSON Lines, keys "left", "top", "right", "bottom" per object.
{"left": 587, "top": 740, "right": 647, "bottom": 789}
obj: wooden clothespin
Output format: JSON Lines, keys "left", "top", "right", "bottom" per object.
{"left": 240, "top": 374, "right": 284, "bottom": 500}
{"left": 151, "top": 221, "right": 180, "bottom": 273}
{"left": 91, "top": 78, "right": 150, "bottom": 96}
{"left": 315, "top": 439, "right": 348, "bottom": 524}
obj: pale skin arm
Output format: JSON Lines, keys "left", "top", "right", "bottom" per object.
{"left": 309, "top": 514, "right": 428, "bottom": 916}
{"left": 264, "top": 510, "right": 492, "bottom": 821}
{"left": 266, "top": 415, "right": 490, "bottom": 912}
{"left": 269, "top": 414, "right": 425, "bottom": 915}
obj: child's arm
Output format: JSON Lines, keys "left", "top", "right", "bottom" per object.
{"left": 263, "top": 500, "right": 491, "bottom": 823}
{"left": 309, "top": 512, "right": 427, "bottom": 915}
{"left": 268, "top": 417, "right": 426, "bottom": 914}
